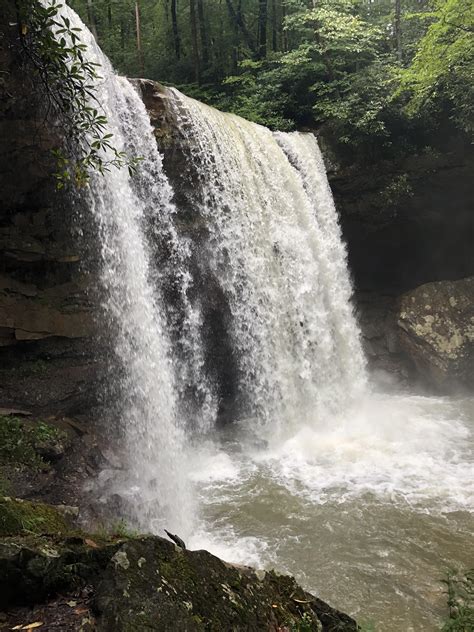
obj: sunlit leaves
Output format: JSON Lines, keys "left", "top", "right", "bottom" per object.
{"left": 399, "top": 0, "right": 474, "bottom": 133}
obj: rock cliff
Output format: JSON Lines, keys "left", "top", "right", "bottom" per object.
{"left": 0, "top": 3, "right": 102, "bottom": 419}
{"left": 328, "top": 135, "right": 474, "bottom": 293}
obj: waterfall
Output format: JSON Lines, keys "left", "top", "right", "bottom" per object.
{"left": 167, "top": 91, "right": 367, "bottom": 435}
{"left": 53, "top": 3, "right": 366, "bottom": 534}
{"left": 43, "top": 10, "right": 473, "bottom": 629}
{"left": 56, "top": 4, "right": 215, "bottom": 535}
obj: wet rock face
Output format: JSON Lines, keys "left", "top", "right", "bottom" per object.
{"left": 329, "top": 137, "right": 474, "bottom": 293}
{"left": 0, "top": 4, "right": 103, "bottom": 419}
{"left": 397, "top": 277, "right": 474, "bottom": 389}
{"left": 356, "top": 291, "right": 414, "bottom": 383}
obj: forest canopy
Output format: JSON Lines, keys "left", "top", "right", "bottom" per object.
{"left": 69, "top": 0, "right": 473, "bottom": 161}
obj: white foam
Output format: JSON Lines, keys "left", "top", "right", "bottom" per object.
{"left": 193, "top": 392, "right": 473, "bottom": 513}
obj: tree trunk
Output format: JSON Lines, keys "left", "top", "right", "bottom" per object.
{"left": 135, "top": 0, "right": 145, "bottom": 76}
{"left": 224, "top": 0, "right": 256, "bottom": 54}
{"left": 170, "top": 0, "right": 181, "bottom": 59}
{"left": 394, "top": 0, "right": 402, "bottom": 62}
{"left": 280, "top": 0, "right": 288, "bottom": 51}
{"left": 107, "top": 0, "right": 112, "bottom": 29}
{"left": 257, "top": 0, "right": 267, "bottom": 59}
{"left": 190, "top": 0, "right": 201, "bottom": 84}
{"left": 196, "top": 0, "right": 210, "bottom": 67}
{"left": 271, "top": 0, "right": 278, "bottom": 51}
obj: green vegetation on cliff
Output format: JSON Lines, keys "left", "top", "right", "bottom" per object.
{"left": 0, "top": 416, "right": 66, "bottom": 470}
{"left": 442, "top": 569, "right": 474, "bottom": 631}
{"left": 7, "top": 0, "right": 139, "bottom": 185}
{"left": 68, "top": 0, "right": 473, "bottom": 162}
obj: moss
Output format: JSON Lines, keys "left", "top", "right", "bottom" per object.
{"left": 0, "top": 416, "right": 44, "bottom": 468}
{"left": 91, "top": 519, "right": 142, "bottom": 544}
{"left": 0, "top": 358, "right": 50, "bottom": 378}
{"left": 0, "top": 415, "right": 67, "bottom": 471}
{"left": 0, "top": 497, "right": 70, "bottom": 536}
{"left": 158, "top": 550, "right": 200, "bottom": 588}
{"left": 0, "top": 475, "right": 12, "bottom": 496}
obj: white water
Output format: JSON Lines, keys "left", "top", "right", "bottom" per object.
{"left": 57, "top": 4, "right": 216, "bottom": 535}
{"left": 168, "top": 91, "right": 367, "bottom": 432}
{"left": 54, "top": 5, "right": 473, "bottom": 629}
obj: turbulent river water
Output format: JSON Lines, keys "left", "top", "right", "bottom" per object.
{"left": 187, "top": 390, "right": 473, "bottom": 631}
{"left": 57, "top": 4, "right": 473, "bottom": 630}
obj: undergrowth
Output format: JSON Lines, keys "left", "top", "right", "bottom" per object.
{"left": 0, "top": 415, "right": 65, "bottom": 469}
{"left": 441, "top": 569, "right": 474, "bottom": 631}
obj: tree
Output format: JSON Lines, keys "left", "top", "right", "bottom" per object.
{"left": 400, "top": 0, "right": 474, "bottom": 134}
{"left": 135, "top": 0, "right": 144, "bottom": 75}
{"left": 14, "top": 0, "right": 139, "bottom": 186}
{"left": 66, "top": 0, "right": 472, "bottom": 156}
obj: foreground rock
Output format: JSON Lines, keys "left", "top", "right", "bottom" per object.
{"left": 0, "top": 499, "right": 358, "bottom": 631}
{"left": 397, "top": 277, "right": 474, "bottom": 389}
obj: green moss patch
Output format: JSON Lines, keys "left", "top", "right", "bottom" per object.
{"left": 0, "top": 415, "right": 68, "bottom": 470}
{"left": 0, "top": 497, "right": 70, "bottom": 536}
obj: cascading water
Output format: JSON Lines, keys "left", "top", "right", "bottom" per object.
{"left": 56, "top": 4, "right": 216, "bottom": 536}
{"left": 52, "top": 5, "right": 473, "bottom": 629}
{"left": 167, "top": 91, "right": 367, "bottom": 433}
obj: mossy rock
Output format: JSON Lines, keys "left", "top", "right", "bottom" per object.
{"left": 95, "top": 536, "right": 357, "bottom": 631}
{"left": 0, "top": 415, "right": 70, "bottom": 469}
{"left": 0, "top": 525, "right": 357, "bottom": 630}
{"left": 0, "top": 497, "right": 72, "bottom": 536}
{"left": 0, "top": 531, "right": 120, "bottom": 609}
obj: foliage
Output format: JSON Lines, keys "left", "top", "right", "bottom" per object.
{"left": 15, "top": 0, "right": 139, "bottom": 186}
{"left": 399, "top": 0, "right": 474, "bottom": 134}
{"left": 0, "top": 415, "right": 65, "bottom": 470}
{"left": 111, "top": 518, "right": 140, "bottom": 538}
{"left": 67, "top": 0, "right": 471, "bottom": 162}
{"left": 288, "top": 612, "right": 314, "bottom": 631}
{"left": 441, "top": 569, "right": 474, "bottom": 631}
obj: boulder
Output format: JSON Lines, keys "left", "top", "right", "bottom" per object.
{"left": 397, "top": 277, "right": 474, "bottom": 389}
{"left": 0, "top": 497, "right": 358, "bottom": 631}
{"left": 95, "top": 536, "right": 358, "bottom": 631}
